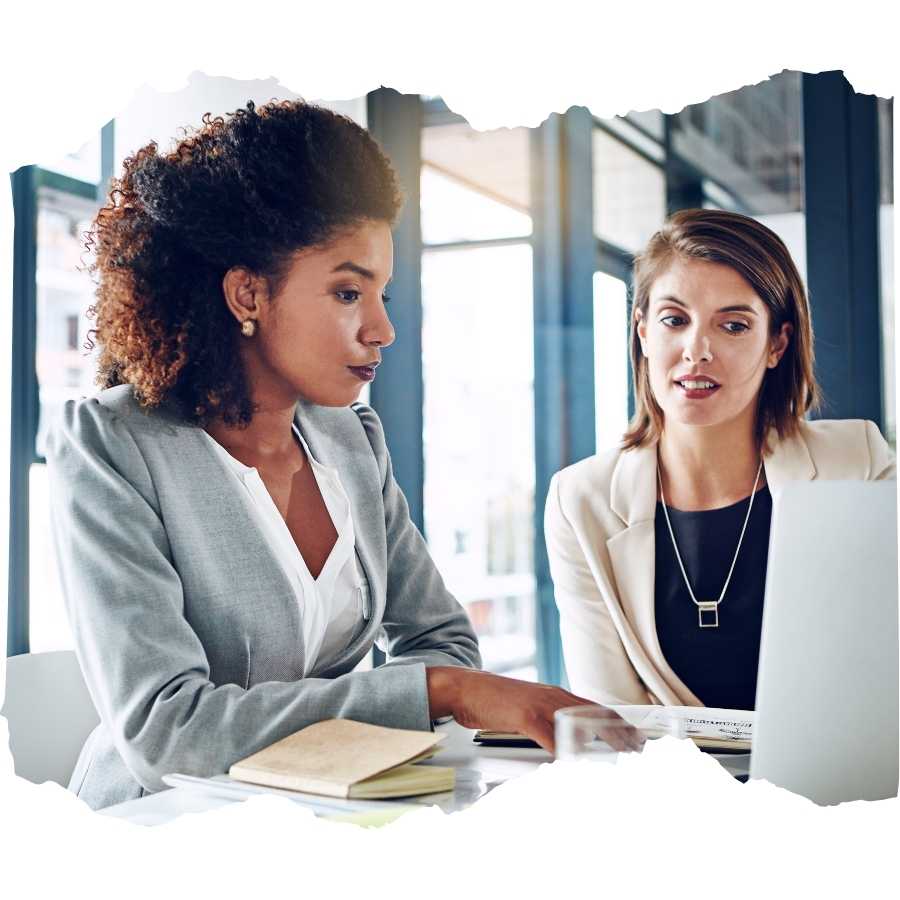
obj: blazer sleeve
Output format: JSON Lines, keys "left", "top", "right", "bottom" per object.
{"left": 865, "top": 419, "right": 896, "bottom": 480}
{"left": 352, "top": 404, "right": 481, "bottom": 672}
{"left": 46, "top": 398, "right": 441, "bottom": 794}
{"left": 544, "top": 472, "right": 650, "bottom": 706}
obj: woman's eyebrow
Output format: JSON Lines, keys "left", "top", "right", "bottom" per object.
{"left": 718, "top": 304, "right": 759, "bottom": 315}
{"left": 330, "top": 261, "right": 376, "bottom": 280}
{"left": 653, "top": 295, "right": 758, "bottom": 315}
{"left": 653, "top": 294, "right": 687, "bottom": 308}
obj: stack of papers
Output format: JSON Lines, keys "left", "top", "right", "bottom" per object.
{"left": 611, "top": 705, "right": 753, "bottom": 751}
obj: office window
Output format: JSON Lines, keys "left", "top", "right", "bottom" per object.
{"left": 593, "top": 272, "right": 630, "bottom": 452}
{"left": 420, "top": 123, "right": 531, "bottom": 245}
{"left": 28, "top": 182, "right": 101, "bottom": 652}
{"left": 421, "top": 117, "right": 537, "bottom": 679}
{"left": 66, "top": 314, "right": 79, "bottom": 350}
{"left": 421, "top": 166, "right": 531, "bottom": 244}
{"left": 671, "top": 71, "right": 804, "bottom": 215}
{"left": 755, "top": 208, "right": 807, "bottom": 285}
{"left": 421, "top": 244, "right": 536, "bottom": 679}
{"left": 592, "top": 128, "right": 666, "bottom": 253}
{"left": 680, "top": 73, "right": 808, "bottom": 281}
{"left": 34, "top": 186, "right": 101, "bottom": 458}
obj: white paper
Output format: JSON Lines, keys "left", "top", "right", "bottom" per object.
{"left": 612, "top": 705, "right": 754, "bottom": 743}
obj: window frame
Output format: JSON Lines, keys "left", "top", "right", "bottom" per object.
{"left": 8, "top": 146, "right": 107, "bottom": 656}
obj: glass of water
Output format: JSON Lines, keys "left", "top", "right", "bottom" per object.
{"left": 554, "top": 705, "right": 644, "bottom": 761}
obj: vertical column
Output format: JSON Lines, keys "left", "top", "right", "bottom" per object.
{"left": 365, "top": 89, "right": 425, "bottom": 533}
{"left": 8, "top": 166, "right": 38, "bottom": 656}
{"left": 531, "top": 107, "right": 595, "bottom": 685}
{"left": 802, "top": 71, "right": 883, "bottom": 425}
{"left": 663, "top": 115, "right": 704, "bottom": 214}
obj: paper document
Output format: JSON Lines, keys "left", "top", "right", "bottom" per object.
{"left": 611, "top": 705, "right": 754, "bottom": 750}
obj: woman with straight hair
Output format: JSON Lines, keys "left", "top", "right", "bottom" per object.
{"left": 545, "top": 208, "right": 894, "bottom": 711}
{"left": 47, "top": 99, "right": 638, "bottom": 810}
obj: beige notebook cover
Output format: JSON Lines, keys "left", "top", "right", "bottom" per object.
{"left": 229, "top": 719, "right": 453, "bottom": 799}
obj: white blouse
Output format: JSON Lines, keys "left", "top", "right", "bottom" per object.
{"left": 203, "top": 425, "right": 370, "bottom": 676}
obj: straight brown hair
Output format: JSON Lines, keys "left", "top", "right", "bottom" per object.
{"left": 621, "top": 209, "right": 820, "bottom": 454}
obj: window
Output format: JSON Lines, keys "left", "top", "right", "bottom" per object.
{"left": 421, "top": 242, "right": 536, "bottom": 679}
{"left": 34, "top": 186, "right": 101, "bottom": 459}
{"left": 24, "top": 177, "right": 102, "bottom": 653}
{"left": 593, "top": 272, "right": 630, "bottom": 452}
{"left": 66, "top": 315, "right": 79, "bottom": 351}
{"left": 678, "top": 73, "right": 808, "bottom": 281}
{"left": 420, "top": 165, "right": 532, "bottom": 243}
{"left": 592, "top": 127, "right": 666, "bottom": 253}
{"left": 670, "top": 71, "right": 805, "bottom": 215}
{"left": 420, "top": 121, "right": 531, "bottom": 245}
{"left": 421, "top": 119, "right": 536, "bottom": 679}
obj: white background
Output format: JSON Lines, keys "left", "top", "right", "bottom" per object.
{"left": 1, "top": 1, "right": 897, "bottom": 896}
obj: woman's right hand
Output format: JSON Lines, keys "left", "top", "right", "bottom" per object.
{"left": 426, "top": 666, "right": 644, "bottom": 754}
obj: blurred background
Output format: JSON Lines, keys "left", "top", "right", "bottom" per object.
{"left": 7, "top": 71, "right": 894, "bottom": 686}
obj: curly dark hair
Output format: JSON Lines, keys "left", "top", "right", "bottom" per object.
{"left": 86, "top": 99, "right": 403, "bottom": 426}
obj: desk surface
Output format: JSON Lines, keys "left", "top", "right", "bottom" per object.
{"left": 100, "top": 723, "right": 750, "bottom": 826}
{"left": 100, "top": 722, "right": 560, "bottom": 826}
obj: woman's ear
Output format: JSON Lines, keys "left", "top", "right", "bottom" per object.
{"left": 635, "top": 308, "right": 649, "bottom": 356}
{"left": 768, "top": 322, "right": 793, "bottom": 368}
{"left": 222, "top": 267, "right": 269, "bottom": 326}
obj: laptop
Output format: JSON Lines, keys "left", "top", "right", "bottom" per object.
{"left": 750, "top": 480, "right": 899, "bottom": 804}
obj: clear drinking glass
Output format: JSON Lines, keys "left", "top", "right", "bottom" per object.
{"left": 554, "top": 705, "right": 643, "bottom": 761}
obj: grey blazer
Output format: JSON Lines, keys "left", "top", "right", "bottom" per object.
{"left": 46, "top": 385, "right": 480, "bottom": 810}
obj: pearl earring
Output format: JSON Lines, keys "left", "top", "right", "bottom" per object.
{"left": 241, "top": 319, "right": 257, "bottom": 338}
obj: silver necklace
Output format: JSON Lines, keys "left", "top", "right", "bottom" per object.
{"left": 657, "top": 459, "right": 764, "bottom": 629}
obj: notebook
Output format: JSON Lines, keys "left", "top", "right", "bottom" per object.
{"left": 228, "top": 718, "right": 455, "bottom": 799}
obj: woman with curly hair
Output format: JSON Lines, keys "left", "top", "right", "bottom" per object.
{"left": 47, "top": 99, "right": 638, "bottom": 810}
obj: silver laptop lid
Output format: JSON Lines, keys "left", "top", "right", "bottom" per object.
{"left": 751, "top": 480, "right": 898, "bottom": 804}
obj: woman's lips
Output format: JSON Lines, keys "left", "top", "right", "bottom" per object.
{"left": 348, "top": 365, "right": 377, "bottom": 382}
{"left": 674, "top": 380, "right": 721, "bottom": 399}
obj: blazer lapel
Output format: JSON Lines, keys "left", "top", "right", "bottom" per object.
{"left": 605, "top": 441, "right": 703, "bottom": 706}
{"left": 293, "top": 401, "right": 386, "bottom": 668}
{"left": 762, "top": 425, "right": 816, "bottom": 491}
{"left": 152, "top": 413, "right": 308, "bottom": 676}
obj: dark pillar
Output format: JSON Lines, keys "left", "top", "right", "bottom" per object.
{"left": 664, "top": 115, "right": 705, "bottom": 214}
{"left": 365, "top": 89, "right": 425, "bottom": 533}
{"left": 802, "top": 71, "right": 883, "bottom": 426}
{"left": 530, "top": 107, "right": 595, "bottom": 685}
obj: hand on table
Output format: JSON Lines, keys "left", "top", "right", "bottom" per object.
{"left": 426, "top": 666, "right": 644, "bottom": 754}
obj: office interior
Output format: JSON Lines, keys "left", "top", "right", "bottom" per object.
{"left": 5, "top": 70, "right": 894, "bottom": 706}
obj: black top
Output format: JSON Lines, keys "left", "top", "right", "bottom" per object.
{"left": 654, "top": 486, "right": 772, "bottom": 711}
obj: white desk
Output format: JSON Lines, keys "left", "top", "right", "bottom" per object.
{"left": 100, "top": 722, "right": 557, "bottom": 826}
{"left": 100, "top": 722, "right": 749, "bottom": 826}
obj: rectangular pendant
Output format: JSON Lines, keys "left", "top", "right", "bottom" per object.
{"left": 698, "top": 603, "right": 719, "bottom": 628}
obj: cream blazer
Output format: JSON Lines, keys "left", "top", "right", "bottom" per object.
{"left": 544, "top": 419, "right": 896, "bottom": 708}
